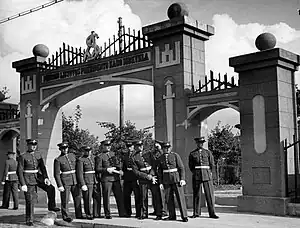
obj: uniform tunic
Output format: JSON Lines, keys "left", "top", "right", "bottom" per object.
{"left": 1, "top": 158, "right": 19, "bottom": 209}
{"left": 76, "top": 155, "right": 97, "bottom": 217}
{"left": 157, "top": 152, "right": 188, "bottom": 219}
{"left": 96, "top": 151, "right": 125, "bottom": 217}
{"left": 54, "top": 152, "right": 82, "bottom": 219}
{"left": 131, "top": 151, "right": 162, "bottom": 218}
{"left": 188, "top": 148, "right": 216, "bottom": 216}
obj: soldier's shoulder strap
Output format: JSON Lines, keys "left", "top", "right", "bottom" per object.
{"left": 190, "top": 149, "right": 198, "bottom": 154}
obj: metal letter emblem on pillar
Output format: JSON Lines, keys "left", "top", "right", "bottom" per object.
{"left": 25, "top": 102, "right": 33, "bottom": 139}
{"left": 163, "top": 80, "right": 175, "bottom": 147}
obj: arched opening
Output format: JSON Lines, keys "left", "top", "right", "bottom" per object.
{"left": 42, "top": 83, "right": 154, "bottom": 203}
{"left": 188, "top": 105, "right": 241, "bottom": 201}
{"left": 0, "top": 128, "right": 20, "bottom": 191}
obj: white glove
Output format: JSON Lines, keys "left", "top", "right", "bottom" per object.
{"left": 159, "top": 184, "right": 164, "bottom": 190}
{"left": 58, "top": 186, "right": 65, "bottom": 192}
{"left": 179, "top": 180, "right": 186, "bottom": 186}
{"left": 107, "top": 167, "right": 116, "bottom": 174}
{"left": 21, "top": 185, "right": 28, "bottom": 192}
{"left": 81, "top": 185, "right": 88, "bottom": 191}
{"left": 152, "top": 176, "right": 157, "bottom": 184}
{"left": 1, "top": 181, "right": 5, "bottom": 185}
{"left": 118, "top": 170, "right": 124, "bottom": 176}
{"left": 44, "top": 178, "right": 51, "bottom": 186}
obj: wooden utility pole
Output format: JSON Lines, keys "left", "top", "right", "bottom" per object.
{"left": 117, "top": 17, "right": 124, "bottom": 129}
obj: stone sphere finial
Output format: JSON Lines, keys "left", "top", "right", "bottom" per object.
{"left": 167, "top": 2, "right": 189, "bottom": 20}
{"left": 32, "top": 44, "right": 49, "bottom": 58}
{"left": 255, "top": 33, "right": 276, "bottom": 51}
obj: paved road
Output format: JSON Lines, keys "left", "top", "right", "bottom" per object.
{"left": 0, "top": 200, "right": 299, "bottom": 228}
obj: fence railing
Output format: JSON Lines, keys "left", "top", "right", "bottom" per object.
{"left": 0, "top": 107, "right": 19, "bottom": 122}
{"left": 283, "top": 134, "right": 300, "bottom": 201}
{"left": 191, "top": 70, "right": 239, "bottom": 94}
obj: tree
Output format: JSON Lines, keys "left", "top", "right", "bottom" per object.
{"left": 97, "top": 120, "right": 154, "bottom": 156}
{"left": 0, "top": 86, "right": 10, "bottom": 102}
{"left": 208, "top": 121, "right": 241, "bottom": 185}
{"left": 62, "top": 105, "right": 101, "bottom": 157}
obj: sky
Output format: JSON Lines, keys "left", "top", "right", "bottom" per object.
{"left": 1, "top": 0, "right": 300, "bottom": 141}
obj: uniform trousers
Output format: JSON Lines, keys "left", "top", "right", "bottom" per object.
{"left": 82, "top": 184, "right": 97, "bottom": 217}
{"left": 164, "top": 183, "right": 187, "bottom": 219}
{"left": 193, "top": 180, "right": 215, "bottom": 216}
{"left": 139, "top": 182, "right": 162, "bottom": 217}
{"left": 24, "top": 185, "right": 38, "bottom": 223}
{"left": 101, "top": 181, "right": 125, "bottom": 217}
{"left": 123, "top": 180, "right": 140, "bottom": 217}
{"left": 152, "top": 187, "right": 167, "bottom": 214}
{"left": 92, "top": 183, "right": 102, "bottom": 217}
{"left": 60, "top": 185, "right": 83, "bottom": 220}
{"left": 2, "top": 181, "right": 19, "bottom": 208}
{"left": 37, "top": 181, "right": 56, "bottom": 210}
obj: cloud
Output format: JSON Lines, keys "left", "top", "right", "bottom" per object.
{"left": 206, "top": 14, "right": 300, "bottom": 78}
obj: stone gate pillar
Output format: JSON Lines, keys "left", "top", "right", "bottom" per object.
{"left": 229, "top": 33, "right": 300, "bottom": 215}
{"left": 13, "top": 45, "right": 62, "bottom": 202}
{"left": 143, "top": 3, "right": 214, "bottom": 206}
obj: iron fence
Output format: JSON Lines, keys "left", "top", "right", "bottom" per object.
{"left": 283, "top": 134, "right": 300, "bottom": 201}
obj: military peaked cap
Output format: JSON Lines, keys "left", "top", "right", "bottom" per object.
{"left": 101, "top": 140, "right": 111, "bottom": 145}
{"left": 161, "top": 142, "right": 171, "bottom": 148}
{"left": 7, "top": 151, "right": 16, "bottom": 155}
{"left": 57, "top": 142, "right": 69, "bottom": 148}
{"left": 133, "top": 140, "right": 143, "bottom": 146}
{"left": 82, "top": 146, "right": 92, "bottom": 151}
{"left": 125, "top": 141, "right": 134, "bottom": 147}
{"left": 26, "top": 139, "right": 38, "bottom": 145}
{"left": 194, "top": 137, "right": 206, "bottom": 142}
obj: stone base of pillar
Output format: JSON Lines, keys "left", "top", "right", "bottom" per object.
{"left": 237, "top": 195, "right": 291, "bottom": 216}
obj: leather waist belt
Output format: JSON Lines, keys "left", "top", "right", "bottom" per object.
{"left": 61, "top": 170, "right": 76, "bottom": 174}
{"left": 163, "top": 168, "right": 178, "bottom": 173}
{"left": 84, "top": 171, "right": 95, "bottom": 174}
{"left": 127, "top": 168, "right": 133, "bottom": 171}
{"left": 24, "top": 170, "right": 38, "bottom": 173}
{"left": 195, "top": 166, "right": 210, "bottom": 169}
{"left": 140, "top": 166, "right": 151, "bottom": 171}
{"left": 7, "top": 171, "right": 17, "bottom": 175}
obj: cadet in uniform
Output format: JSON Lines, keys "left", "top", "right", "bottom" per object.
{"left": 131, "top": 140, "right": 162, "bottom": 220}
{"left": 95, "top": 140, "right": 125, "bottom": 219}
{"left": 17, "top": 139, "right": 52, "bottom": 226}
{"left": 93, "top": 148, "right": 102, "bottom": 218}
{"left": 188, "top": 137, "right": 219, "bottom": 219}
{"left": 150, "top": 141, "right": 168, "bottom": 217}
{"left": 1, "top": 151, "right": 19, "bottom": 210}
{"left": 76, "top": 146, "right": 97, "bottom": 220}
{"left": 122, "top": 141, "right": 140, "bottom": 218}
{"left": 54, "top": 142, "right": 83, "bottom": 223}
{"left": 157, "top": 142, "right": 188, "bottom": 222}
